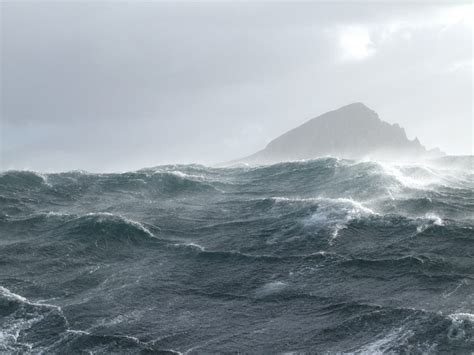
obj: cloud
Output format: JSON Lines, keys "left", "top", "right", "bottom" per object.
{"left": 1, "top": 1, "right": 472, "bottom": 171}
{"left": 338, "top": 26, "right": 376, "bottom": 61}
{"left": 447, "top": 59, "right": 472, "bottom": 72}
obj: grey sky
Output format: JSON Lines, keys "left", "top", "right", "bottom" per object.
{"left": 1, "top": 1, "right": 472, "bottom": 172}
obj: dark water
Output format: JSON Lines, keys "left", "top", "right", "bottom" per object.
{"left": 1, "top": 157, "right": 473, "bottom": 353}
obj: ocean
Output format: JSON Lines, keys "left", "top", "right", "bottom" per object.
{"left": 0, "top": 156, "right": 473, "bottom": 353}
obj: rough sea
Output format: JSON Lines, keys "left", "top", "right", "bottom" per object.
{"left": 0, "top": 156, "right": 473, "bottom": 353}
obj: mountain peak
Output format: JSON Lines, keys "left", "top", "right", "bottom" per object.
{"left": 338, "top": 102, "right": 372, "bottom": 111}
{"left": 329, "top": 102, "right": 378, "bottom": 118}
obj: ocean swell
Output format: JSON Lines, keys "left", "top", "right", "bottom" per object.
{"left": 0, "top": 156, "right": 472, "bottom": 353}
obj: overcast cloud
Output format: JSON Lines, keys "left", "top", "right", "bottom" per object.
{"left": 1, "top": 1, "right": 472, "bottom": 172}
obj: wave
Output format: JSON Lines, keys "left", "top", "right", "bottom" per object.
{"left": 0, "top": 169, "right": 220, "bottom": 204}
{"left": 0, "top": 170, "right": 50, "bottom": 192}
{"left": 82, "top": 212, "right": 156, "bottom": 237}
{"left": 0, "top": 212, "right": 161, "bottom": 257}
{"left": 0, "top": 285, "right": 68, "bottom": 353}
{"left": 355, "top": 309, "right": 474, "bottom": 353}
{"left": 94, "top": 170, "right": 220, "bottom": 195}
{"left": 49, "top": 213, "right": 161, "bottom": 251}
{"left": 0, "top": 286, "right": 181, "bottom": 354}
{"left": 1, "top": 211, "right": 158, "bottom": 237}
{"left": 170, "top": 241, "right": 343, "bottom": 265}
{"left": 1, "top": 157, "right": 472, "bottom": 353}
{"left": 2, "top": 158, "right": 471, "bottom": 212}
{"left": 257, "top": 196, "right": 378, "bottom": 245}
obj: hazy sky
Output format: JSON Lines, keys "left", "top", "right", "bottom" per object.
{"left": 1, "top": 1, "right": 472, "bottom": 172}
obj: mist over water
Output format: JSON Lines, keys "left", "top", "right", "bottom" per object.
{"left": 1, "top": 156, "right": 473, "bottom": 353}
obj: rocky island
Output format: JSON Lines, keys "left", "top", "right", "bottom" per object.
{"left": 236, "top": 102, "right": 444, "bottom": 164}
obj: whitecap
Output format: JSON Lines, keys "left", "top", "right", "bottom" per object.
{"left": 147, "top": 168, "right": 206, "bottom": 181}
{"left": 377, "top": 161, "right": 466, "bottom": 191}
{"left": 447, "top": 312, "right": 474, "bottom": 341}
{"left": 0, "top": 286, "right": 28, "bottom": 303}
{"left": 45, "top": 211, "right": 72, "bottom": 217}
{"left": 302, "top": 197, "right": 376, "bottom": 244}
{"left": 267, "top": 196, "right": 377, "bottom": 244}
{"left": 173, "top": 242, "right": 206, "bottom": 251}
{"left": 82, "top": 212, "right": 156, "bottom": 238}
{"left": 330, "top": 223, "right": 347, "bottom": 244}
{"left": 168, "top": 170, "right": 205, "bottom": 180}
{"left": 270, "top": 196, "right": 376, "bottom": 215}
{"left": 415, "top": 213, "right": 445, "bottom": 234}
{"left": 424, "top": 213, "right": 444, "bottom": 226}
{"left": 255, "top": 281, "right": 287, "bottom": 297}
{"left": 448, "top": 312, "right": 474, "bottom": 323}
